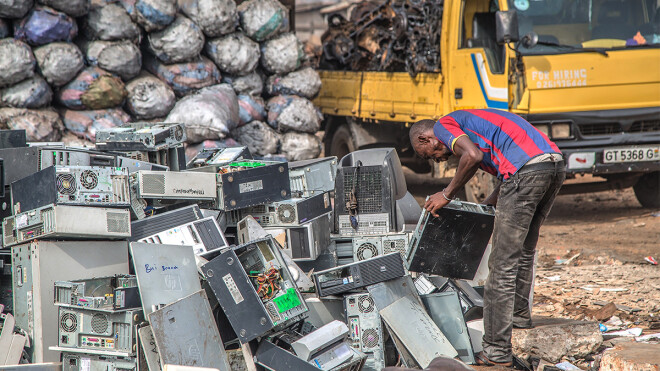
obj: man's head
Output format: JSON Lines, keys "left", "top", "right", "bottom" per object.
{"left": 409, "top": 119, "right": 452, "bottom": 162}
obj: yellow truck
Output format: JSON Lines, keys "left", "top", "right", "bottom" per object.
{"left": 315, "top": 0, "right": 660, "bottom": 207}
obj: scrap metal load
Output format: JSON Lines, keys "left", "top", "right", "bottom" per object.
{"left": 320, "top": 0, "right": 443, "bottom": 77}
{"left": 0, "top": 127, "right": 496, "bottom": 370}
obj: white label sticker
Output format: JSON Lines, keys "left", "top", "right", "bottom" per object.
{"left": 16, "top": 214, "right": 28, "bottom": 229}
{"left": 80, "top": 358, "right": 91, "bottom": 371}
{"left": 239, "top": 180, "right": 263, "bottom": 193}
{"left": 223, "top": 274, "right": 244, "bottom": 304}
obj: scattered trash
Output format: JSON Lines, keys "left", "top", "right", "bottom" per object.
{"left": 555, "top": 361, "right": 581, "bottom": 370}
{"left": 606, "top": 328, "right": 643, "bottom": 337}
{"left": 636, "top": 332, "right": 660, "bottom": 342}
{"left": 546, "top": 275, "right": 562, "bottom": 282}
{"left": 645, "top": 256, "right": 658, "bottom": 265}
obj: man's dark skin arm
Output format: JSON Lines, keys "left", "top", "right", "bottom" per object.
{"left": 424, "top": 136, "right": 484, "bottom": 216}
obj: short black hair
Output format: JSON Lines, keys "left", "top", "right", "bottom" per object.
{"left": 409, "top": 119, "right": 436, "bottom": 145}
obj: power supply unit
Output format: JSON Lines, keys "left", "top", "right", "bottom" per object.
{"left": 138, "top": 216, "right": 229, "bottom": 257}
{"left": 62, "top": 352, "right": 137, "bottom": 371}
{"left": 421, "top": 292, "right": 476, "bottom": 364}
{"left": 334, "top": 148, "right": 407, "bottom": 235}
{"left": 54, "top": 275, "right": 140, "bottom": 312}
{"left": 129, "top": 205, "right": 203, "bottom": 241}
{"left": 135, "top": 170, "right": 217, "bottom": 201}
{"left": 260, "top": 213, "right": 332, "bottom": 261}
{"left": 3, "top": 205, "right": 131, "bottom": 247}
{"left": 56, "top": 307, "right": 144, "bottom": 356}
{"left": 288, "top": 156, "right": 337, "bottom": 197}
{"left": 344, "top": 293, "right": 385, "bottom": 371}
{"left": 352, "top": 233, "right": 411, "bottom": 262}
{"left": 12, "top": 241, "right": 130, "bottom": 363}
{"left": 188, "top": 160, "right": 291, "bottom": 211}
{"left": 202, "top": 237, "right": 309, "bottom": 343}
{"left": 11, "top": 166, "right": 131, "bottom": 214}
{"left": 239, "top": 192, "right": 332, "bottom": 227}
{"left": 407, "top": 200, "right": 495, "bottom": 280}
{"left": 129, "top": 242, "right": 202, "bottom": 317}
{"left": 95, "top": 122, "right": 186, "bottom": 151}
{"left": 148, "top": 290, "right": 231, "bottom": 370}
{"left": 313, "top": 253, "right": 406, "bottom": 297}
{"left": 186, "top": 146, "right": 252, "bottom": 168}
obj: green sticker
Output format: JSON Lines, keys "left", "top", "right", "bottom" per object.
{"left": 273, "top": 288, "right": 301, "bottom": 313}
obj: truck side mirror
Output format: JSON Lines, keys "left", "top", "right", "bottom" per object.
{"left": 496, "top": 10, "right": 520, "bottom": 44}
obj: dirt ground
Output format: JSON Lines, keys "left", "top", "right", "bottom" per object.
{"left": 407, "top": 170, "right": 660, "bottom": 335}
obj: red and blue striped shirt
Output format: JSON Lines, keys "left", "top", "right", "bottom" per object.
{"left": 434, "top": 109, "right": 562, "bottom": 180}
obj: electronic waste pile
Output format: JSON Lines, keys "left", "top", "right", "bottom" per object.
{"left": 0, "top": 122, "right": 496, "bottom": 371}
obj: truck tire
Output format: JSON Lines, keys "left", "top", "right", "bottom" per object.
{"left": 328, "top": 124, "right": 355, "bottom": 160}
{"left": 633, "top": 171, "right": 660, "bottom": 208}
{"left": 465, "top": 170, "right": 498, "bottom": 204}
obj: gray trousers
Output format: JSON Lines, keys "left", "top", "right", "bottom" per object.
{"left": 482, "top": 163, "right": 566, "bottom": 362}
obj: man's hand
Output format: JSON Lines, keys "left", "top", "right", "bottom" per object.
{"left": 424, "top": 192, "right": 450, "bottom": 217}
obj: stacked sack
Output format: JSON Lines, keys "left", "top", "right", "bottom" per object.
{"left": 0, "top": 0, "right": 323, "bottom": 161}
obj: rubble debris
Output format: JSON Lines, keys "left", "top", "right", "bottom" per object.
{"left": 320, "top": 0, "right": 443, "bottom": 77}
{"left": 600, "top": 342, "right": 660, "bottom": 370}
{"left": 511, "top": 317, "right": 603, "bottom": 363}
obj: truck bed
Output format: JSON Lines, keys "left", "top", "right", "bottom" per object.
{"left": 316, "top": 70, "right": 445, "bottom": 122}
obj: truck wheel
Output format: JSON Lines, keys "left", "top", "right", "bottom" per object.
{"left": 328, "top": 124, "right": 356, "bottom": 160}
{"left": 465, "top": 170, "right": 498, "bottom": 204}
{"left": 633, "top": 171, "right": 660, "bottom": 208}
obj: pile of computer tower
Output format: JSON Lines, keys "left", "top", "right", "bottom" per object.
{"left": 0, "top": 124, "right": 497, "bottom": 370}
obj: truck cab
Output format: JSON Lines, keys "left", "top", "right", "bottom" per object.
{"left": 316, "top": 0, "right": 660, "bottom": 207}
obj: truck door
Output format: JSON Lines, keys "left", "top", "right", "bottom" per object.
{"left": 447, "top": 0, "right": 510, "bottom": 111}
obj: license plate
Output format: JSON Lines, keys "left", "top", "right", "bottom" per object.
{"left": 603, "top": 146, "right": 660, "bottom": 163}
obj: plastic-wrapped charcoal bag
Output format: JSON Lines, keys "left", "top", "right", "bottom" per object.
{"left": 34, "top": 42, "right": 84, "bottom": 87}
{"left": 184, "top": 137, "right": 239, "bottom": 161}
{"left": 14, "top": 6, "right": 78, "bottom": 46}
{"left": 266, "top": 95, "right": 321, "bottom": 133}
{"left": 125, "top": 72, "right": 175, "bottom": 119}
{"left": 260, "top": 33, "right": 305, "bottom": 75}
{"left": 61, "top": 107, "right": 130, "bottom": 141}
{"left": 231, "top": 120, "right": 279, "bottom": 156}
{"left": 222, "top": 71, "right": 263, "bottom": 96}
{"left": 237, "top": 0, "right": 288, "bottom": 42}
{"left": 0, "top": 0, "right": 33, "bottom": 18}
{"left": 266, "top": 67, "right": 321, "bottom": 99}
{"left": 143, "top": 55, "right": 220, "bottom": 97}
{"left": 58, "top": 67, "right": 127, "bottom": 110}
{"left": 147, "top": 15, "right": 204, "bottom": 63}
{"left": 83, "top": 3, "right": 141, "bottom": 42}
{"left": 1, "top": 76, "right": 52, "bottom": 108}
{"left": 83, "top": 40, "right": 141, "bottom": 80}
{"left": 0, "top": 108, "right": 62, "bottom": 141}
{"left": 280, "top": 132, "right": 320, "bottom": 161}
{"left": 237, "top": 94, "right": 266, "bottom": 126}
{"left": 38, "top": 0, "right": 90, "bottom": 17}
{"left": 0, "top": 19, "right": 9, "bottom": 38}
{"left": 205, "top": 33, "right": 259, "bottom": 75}
{"left": 165, "top": 84, "right": 239, "bottom": 142}
{"left": 178, "top": 0, "right": 237, "bottom": 37}
{"left": 0, "top": 39, "right": 35, "bottom": 88}
{"left": 119, "top": 0, "right": 175, "bottom": 32}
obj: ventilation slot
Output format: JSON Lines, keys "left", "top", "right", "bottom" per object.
{"left": 106, "top": 212, "right": 130, "bottom": 234}
{"left": 342, "top": 167, "right": 383, "bottom": 213}
{"left": 358, "top": 295, "right": 375, "bottom": 313}
{"left": 141, "top": 173, "right": 166, "bottom": 195}
{"left": 91, "top": 313, "right": 109, "bottom": 334}
{"left": 112, "top": 175, "right": 130, "bottom": 203}
{"left": 60, "top": 312, "right": 77, "bottom": 332}
{"left": 362, "top": 328, "right": 380, "bottom": 349}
